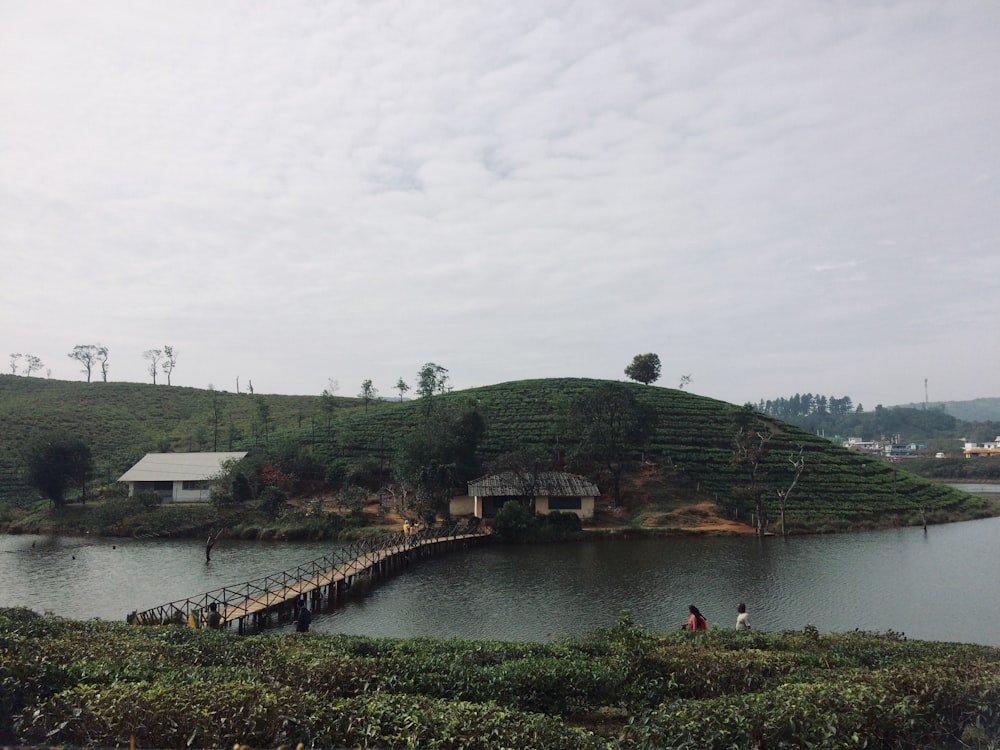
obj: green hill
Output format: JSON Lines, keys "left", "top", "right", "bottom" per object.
{"left": 0, "top": 374, "right": 994, "bottom": 534}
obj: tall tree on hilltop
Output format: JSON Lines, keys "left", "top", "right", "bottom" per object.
{"left": 624, "top": 353, "right": 661, "bottom": 385}
{"left": 24, "top": 355, "right": 43, "bottom": 377}
{"left": 569, "top": 383, "right": 655, "bottom": 508}
{"left": 69, "top": 344, "right": 102, "bottom": 383}
{"left": 395, "top": 377, "right": 410, "bottom": 402}
{"left": 143, "top": 349, "right": 163, "bottom": 385}
{"left": 417, "top": 363, "right": 449, "bottom": 399}
{"left": 97, "top": 345, "right": 109, "bottom": 382}
{"left": 163, "top": 346, "right": 177, "bottom": 386}
{"left": 359, "top": 379, "right": 377, "bottom": 414}
{"left": 319, "top": 381, "right": 338, "bottom": 437}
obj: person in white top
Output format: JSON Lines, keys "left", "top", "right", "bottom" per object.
{"left": 736, "top": 602, "right": 751, "bottom": 631}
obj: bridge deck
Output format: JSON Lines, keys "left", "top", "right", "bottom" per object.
{"left": 130, "top": 524, "right": 488, "bottom": 632}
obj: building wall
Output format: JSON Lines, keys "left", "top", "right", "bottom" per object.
{"left": 453, "top": 494, "right": 596, "bottom": 519}
{"left": 128, "top": 480, "right": 211, "bottom": 503}
{"left": 450, "top": 495, "right": 475, "bottom": 516}
{"left": 535, "top": 495, "right": 595, "bottom": 520}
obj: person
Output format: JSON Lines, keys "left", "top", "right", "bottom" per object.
{"left": 206, "top": 602, "right": 223, "bottom": 630}
{"left": 294, "top": 598, "right": 311, "bottom": 633}
{"left": 736, "top": 602, "right": 751, "bottom": 631}
{"left": 685, "top": 605, "right": 707, "bottom": 631}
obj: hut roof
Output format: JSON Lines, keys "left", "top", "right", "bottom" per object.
{"left": 468, "top": 471, "right": 599, "bottom": 497}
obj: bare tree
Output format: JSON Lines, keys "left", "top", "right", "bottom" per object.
{"left": 143, "top": 349, "right": 163, "bottom": 384}
{"left": 163, "top": 345, "right": 177, "bottom": 385}
{"left": 9, "top": 353, "right": 20, "bottom": 375}
{"left": 731, "top": 406, "right": 774, "bottom": 536}
{"left": 776, "top": 445, "right": 805, "bottom": 537}
{"left": 69, "top": 344, "right": 101, "bottom": 382}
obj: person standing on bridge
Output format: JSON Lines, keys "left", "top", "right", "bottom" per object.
{"left": 206, "top": 602, "right": 223, "bottom": 630}
{"left": 294, "top": 598, "right": 311, "bottom": 633}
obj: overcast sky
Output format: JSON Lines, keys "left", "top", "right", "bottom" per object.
{"left": 2, "top": 1, "right": 997, "bottom": 410}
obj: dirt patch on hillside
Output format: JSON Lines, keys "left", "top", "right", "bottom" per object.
{"left": 637, "top": 500, "right": 755, "bottom": 534}
{"left": 585, "top": 461, "right": 757, "bottom": 535}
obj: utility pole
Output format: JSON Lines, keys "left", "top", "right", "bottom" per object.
{"left": 924, "top": 378, "right": 928, "bottom": 409}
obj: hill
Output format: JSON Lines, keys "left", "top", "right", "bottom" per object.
{"left": 1, "top": 374, "right": 995, "bottom": 534}
{"left": 895, "top": 397, "right": 1000, "bottom": 423}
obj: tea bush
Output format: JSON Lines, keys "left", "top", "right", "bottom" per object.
{"left": 5, "top": 608, "right": 998, "bottom": 749}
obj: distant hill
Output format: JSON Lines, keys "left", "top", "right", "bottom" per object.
{"left": 0, "top": 374, "right": 992, "bottom": 533}
{"left": 895, "top": 397, "right": 1000, "bottom": 424}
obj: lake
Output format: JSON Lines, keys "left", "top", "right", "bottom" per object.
{"left": 2, "top": 516, "right": 998, "bottom": 646}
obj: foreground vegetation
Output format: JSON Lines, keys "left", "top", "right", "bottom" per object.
{"left": 1, "top": 608, "right": 998, "bottom": 749}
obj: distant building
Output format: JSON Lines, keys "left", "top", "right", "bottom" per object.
{"left": 963, "top": 437, "right": 1000, "bottom": 458}
{"left": 118, "top": 452, "right": 248, "bottom": 502}
{"left": 452, "top": 471, "right": 600, "bottom": 520}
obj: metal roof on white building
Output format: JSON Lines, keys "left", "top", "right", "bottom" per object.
{"left": 118, "top": 452, "right": 248, "bottom": 482}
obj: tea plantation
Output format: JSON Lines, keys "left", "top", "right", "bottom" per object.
{"left": 1, "top": 374, "right": 995, "bottom": 534}
{"left": 2, "top": 608, "right": 998, "bottom": 748}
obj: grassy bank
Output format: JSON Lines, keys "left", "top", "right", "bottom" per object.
{"left": 1, "top": 609, "right": 998, "bottom": 749}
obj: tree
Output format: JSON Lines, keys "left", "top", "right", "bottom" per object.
{"left": 162, "top": 345, "right": 177, "bottom": 386}
{"left": 416, "top": 363, "right": 449, "bottom": 399}
{"left": 255, "top": 395, "right": 272, "bottom": 446}
{"left": 486, "top": 449, "right": 554, "bottom": 515}
{"left": 24, "top": 354, "right": 44, "bottom": 377}
{"left": 776, "top": 445, "right": 805, "bottom": 537}
{"left": 208, "top": 384, "right": 222, "bottom": 451}
{"left": 678, "top": 374, "right": 692, "bottom": 390}
{"left": 143, "top": 349, "right": 163, "bottom": 384}
{"left": 394, "top": 397, "right": 485, "bottom": 520}
{"left": 624, "top": 353, "right": 661, "bottom": 385}
{"left": 359, "top": 379, "right": 378, "bottom": 414}
{"left": 24, "top": 433, "right": 93, "bottom": 508}
{"left": 569, "top": 383, "right": 655, "bottom": 508}
{"left": 97, "top": 345, "right": 109, "bottom": 382}
{"left": 395, "top": 378, "right": 410, "bottom": 402}
{"left": 731, "top": 405, "right": 774, "bottom": 536}
{"left": 319, "top": 380, "right": 338, "bottom": 436}
{"left": 9, "top": 353, "right": 20, "bottom": 375}
{"left": 69, "top": 344, "right": 102, "bottom": 383}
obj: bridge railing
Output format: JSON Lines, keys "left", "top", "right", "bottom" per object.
{"left": 131, "top": 518, "right": 485, "bottom": 626}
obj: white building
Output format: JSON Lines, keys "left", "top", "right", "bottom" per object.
{"left": 118, "top": 452, "right": 248, "bottom": 502}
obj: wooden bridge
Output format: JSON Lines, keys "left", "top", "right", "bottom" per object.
{"left": 129, "top": 520, "right": 489, "bottom": 634}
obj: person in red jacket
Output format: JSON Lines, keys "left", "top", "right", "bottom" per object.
{"left": 685, "top": 605, "right": 707, "bottom": 631}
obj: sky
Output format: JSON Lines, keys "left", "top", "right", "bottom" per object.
{"left": 2, "top": 1, "right": 998, "bottom": 410}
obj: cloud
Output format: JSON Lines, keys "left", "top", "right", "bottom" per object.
{"left": 1, "top": 0, "right": 998, "bottom": 408}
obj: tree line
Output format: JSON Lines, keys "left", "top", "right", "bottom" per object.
{"left": 7, "top": 344, "right": 179, "bottom": 385}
